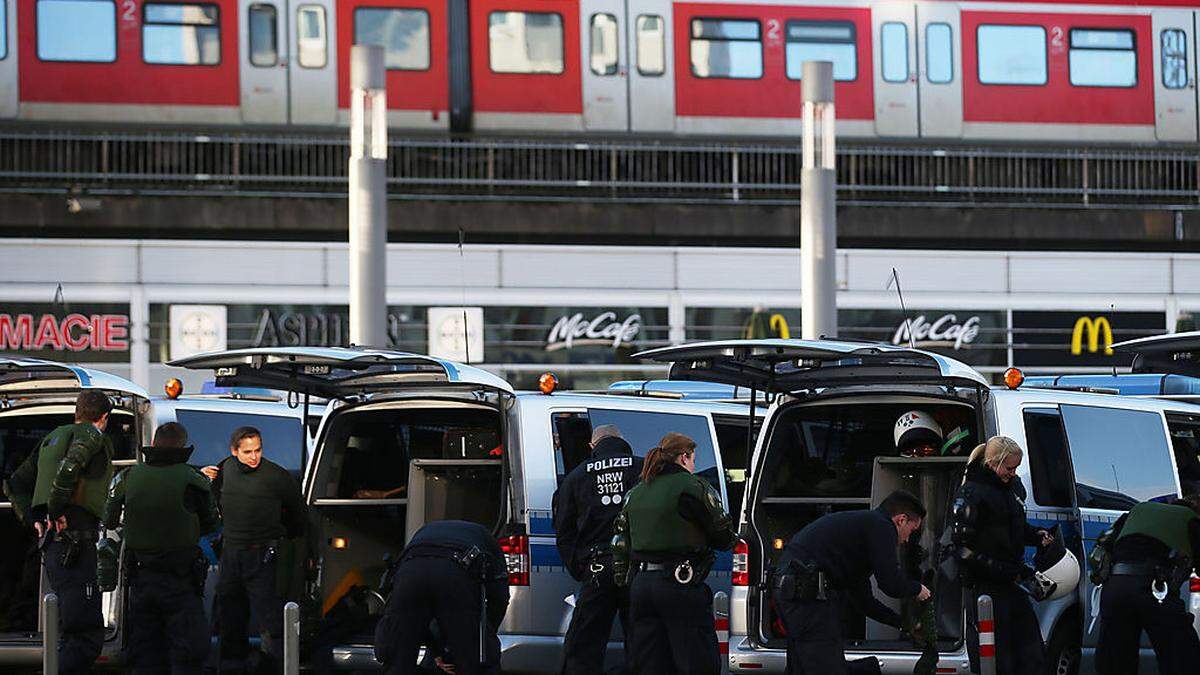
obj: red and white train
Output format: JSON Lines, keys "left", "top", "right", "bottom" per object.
{"left": 2, "top": 0, "right": 1200, "bottom": 143}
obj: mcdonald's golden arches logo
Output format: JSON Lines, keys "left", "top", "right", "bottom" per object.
{"left": 1071, "top": 316, "right": 1114, "bottom": 356}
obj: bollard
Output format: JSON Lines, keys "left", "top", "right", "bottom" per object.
{"left": 977, "top": 594, "right": 996, "bottom": 675}
{"left": 42, "top": 592, "right": 58, "bottom": 675}
{"left": 283, "top": 601, "right": 300, "bottom": 675}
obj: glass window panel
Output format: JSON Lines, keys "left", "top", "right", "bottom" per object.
{"left": 692, "top": 18, "right": 759, "bottom": 41}
{"left": 788, "top": 23, "right": 853, "bottom": 42}
{"left": 587, "top": 409, "right": 724, "bottom": 498}
{"left": 37, "top": 0, "right": 117, "bottom": 63}
{"left": 176, "top": 410, "right": 305, "bottom": 472}
{"left": 636, "top": 14, "right": 665, "bottom": 76}
{"left": 248, "top": 4, "right": 277, "bottom": 67}
{"left": 488, "top": 11, "right": 564, "bottom": 74}
{"left": 1023, "top": 410, "right": 1073, "bottom": 508}
{"left": 977, "top": 25, "right": 1046, "bottom": 85}
{"left": 1071, "top": 29, "right": 1133, "bottom": 50}
{"left": 786, "top": 43, "right": 855, "bottom": 80}
{"left": 590, "top": 13, "right": 618, "bottom": 76}
{"left": 1162, "top": 29, "right": 1189, "bottom": 89}
{"left": 925, "top": 23, "right": 953, "bottom": 84}
{"left": 143, "top": 24, "right": 220, "bottom": 64}
{"left": 354, "top": 8, "right": 430, "bottom": 71}
{"left": 144, "top": 3, "right": 217, "bottom": 24}
{"left": 692, "top": 39, "right": 762, "bottom": 78}
{"left": 1069, "top": 49, "right": 1136, "bottom": 87}
{"left": 296, "top": 5, "right": 326, "bottom": 69}
{"left": 881, "top": 22, "right": 908, "bottom": 83}
{"left": 1061, "top": 405, "right": 1177, "bottom": 510}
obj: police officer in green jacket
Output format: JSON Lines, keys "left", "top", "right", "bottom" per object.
{"left": 611, "top": 432, "right": 738, "bottom": 675}
{"left": 100, "top": 422, "right": 220, "bottom": 674}
{"left": 1094, "top": 496, "right": 1200, "bottom": 675}
{"left": 1, "top": 390, "right": 114, "bottom": 675}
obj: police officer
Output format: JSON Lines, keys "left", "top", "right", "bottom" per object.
{"left": 374, "top": 519, "right": 510, "bottom": 675}
{"left": 611, "top": 432, "right": 737, "bottom": 675}
{"left": 772, "top": 490, "right": 931, "bottom": 675}
{"left": 1, "top": 390, "right": 114, "bottom": 674}
{"left": 204, "top": 426, "right": 306, "bottom": 674}
{"left": 1094, "top": 496, "right": 1200, "bottom": 675}
{"left": 100, "top": 422, "right": 220, "bottom": 674}
{"left": 553, "top": 424, "right": 643, "bottom": 675}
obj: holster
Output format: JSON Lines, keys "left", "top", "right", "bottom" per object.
{"left": 685, "top": 551, "right": 716, "bottom": 585}
{"left": 772, "top": 560, "right": 825, "bottom": 601}
{"left": 1160, "top": 550, "right": 1192, "bottom": 590}
{"left": 191, "top": 552, "right": 209, "bottom": 596}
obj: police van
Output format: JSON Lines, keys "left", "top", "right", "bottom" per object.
{"left": 168, "top": 347, "right": 760, "bottom": 673}
{"left": 635, "top": 338, "right": 1200, "bottom": 675}
{"left": 0, "top": 357, "right": 152, "bottom": 667}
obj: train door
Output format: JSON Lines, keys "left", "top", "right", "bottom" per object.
{"left": 240, "top": 0, "right": 288, "bottom": 124}
{"left": 627, "top": 0, "right": 674, "bottom": 133}
{"left": 580, "top": 0, "right": 628, "bottom": 131}
{"left": 287, "top": 0, "right": 337, "bottom": 125}
{"left": 1152, "top": 10, "right": 1197, "bottom": 142}
{"left": 0, "top": 0, "right": 16, "bottom": 118}
{"left": 916, "top": 3, "right": 962, "bottom": 137}
{"left": 872, "top": 4, "right": 918, "bottom": 137}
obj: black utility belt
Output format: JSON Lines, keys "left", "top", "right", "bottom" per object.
{"left": 403, "top": 545, "right": 492, "bottom": 580}
{"left": 635, "top": 553, "right": 714, "bottom": 585}
{"left": 772, "top": 560, "right": 833, "bottom": 602}
{"left": 1111, "top": 562, "right": 1159, "bottom": 577}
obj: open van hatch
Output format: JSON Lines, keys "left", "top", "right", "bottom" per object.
{"left": 1113, "top": 330, "right": 1200, "bottom": 377}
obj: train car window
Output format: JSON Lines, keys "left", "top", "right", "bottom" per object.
{"left": 880, "top": 22, "right": 908, "bottom": 83}
{"left": 1162, "top": 29, "right": 1189, "bottom": 89}
{"left": 784, "top": 20, "right": 855, "bottom": 81}
{"left": 143, "top": 3, "right": 220, "bottom": 66}
{"left": 925, "top": 23, "right": 952, "bottom": 84}
{"left": 1069, "top": 29, "right": 1135, "bottom": 87}
{"left": 354, "top": 8, "right": 430, "bottom": 71}
{"left": 977, "top": 24, "right": 1046, "bottom": 85}
{"left": 636, "top": 15, "right": 665, "bottom": 76}
{"left": 36, "top": 0, "right": 117, "bottom": 63}
{"left": 488, "top": 11, "right": 564, "bottom": 74}
{"left": 248, "top": 4, "right": 277, "bottom": 67}
{"left": 296, "top": 5, "right": 327, "bottom": 69}
{"left": 590, "top": 13, "right": 619, "bottom": 76}
{"left": 691, "top": 18, "right": 762, "bottom": 79}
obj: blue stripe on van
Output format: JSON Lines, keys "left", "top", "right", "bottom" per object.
{"left": 529, "top": 541, "right": 733, "bottom": 572}
{"left": 530, "top": 515, "right": 555, "bottom": 536}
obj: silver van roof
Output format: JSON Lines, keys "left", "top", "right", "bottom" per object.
{"left": 634, "top": 338, "right": 988, "bottom": 393}
{"left": 168, "top": 347, "right": 514, "bottom": 398}
{"left": 0, "top": 357, "right": 150, "bottom": 399}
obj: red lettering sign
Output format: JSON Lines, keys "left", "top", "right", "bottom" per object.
{"left": 0, "top": 313, "right": 129, "bottom": 353}
{"left": 0, "top": 314, "right": 33, "bottom": 350}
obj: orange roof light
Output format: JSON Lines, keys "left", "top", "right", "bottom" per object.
{"left": 164, "top": 378, "right": 183, "bottom": 400}
{"left": 538, "top": 372, "right": 558, "bottom": 395}
{"left": 1003, "top": 368, "right": 1024, "bottom": 390}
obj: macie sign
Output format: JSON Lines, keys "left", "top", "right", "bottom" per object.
{"left": 0, "top": 313, "right": 128, "bottom": 352}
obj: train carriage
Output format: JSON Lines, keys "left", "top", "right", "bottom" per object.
{"left": 0, "top": 0, "right": 1198, "bottom": 143}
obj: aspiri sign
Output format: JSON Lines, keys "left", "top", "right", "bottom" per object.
{"left": 546, "top": 312, "right": 642, "bottom": 351}
{"left": 891, "top": 313, "right": 982, "bottom": 350}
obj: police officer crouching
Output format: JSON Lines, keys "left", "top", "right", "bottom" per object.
{"left": 375, "top": 519, "right": 510, "bottom": 675}
{"left": 553, "top": 425, "right": 643, "bottom": 674}
{"left": 772, "top": 490, "right": 930, "bottom": 675}
{"left": 612, "top": 432, "right": 738, "bottom": 675}
{"left": 99, "top": 422, "right": 220, "bottom": 674}
{"left": 1093, "top": 495, "right": 1200, "bottom": 675}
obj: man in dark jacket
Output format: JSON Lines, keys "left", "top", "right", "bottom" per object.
{"left": 772, "top": 490, "right": 931, "bottom": 675}
{"left": 375, "top": 520, "right": 510, "bottom": 675}
{"left": 205, "top": 426, "right": 306, "bottom": 674}
{"left": 552, "top": 425, "right": 643, "bottom": 674}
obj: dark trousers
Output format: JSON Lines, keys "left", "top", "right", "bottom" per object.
{"left": 0, "top": 528, "right": 40, "bottom": 631}
{"left": 627, "top": 570, "right": 719, "bottom": 675}
{"left": 216, "top": 546, "right": 283, "bottom": 674}
{"left": 1096, "top": 574, "right": 1200, "bottom": 675}
{"left": 965, "top": 584, "right": 1045, "bottom": 675}
{"left": 777, "top": 592, "right": 847, "bottom": 675}
{"left": 44, "top": 538, "right": 104, "bottom": 675}
{"left": 374, "top": 556, "right": 508, "bottom": 675}
{"left": 561, "top": 564, "right": 630, "bottom": 675}
{"left": 128, "top": 557, "right": 210, "bottom": 675}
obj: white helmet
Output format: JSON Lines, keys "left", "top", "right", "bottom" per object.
{"left": 894, "top": 410, "right": 943, "bottom": 451}
{"left": 1031, "top": 528, "right": 1081, "bottom": 601}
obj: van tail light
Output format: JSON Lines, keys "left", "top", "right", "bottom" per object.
{"left": 732, "top": 539, "right": 750, "bottom": 587}
{"left": 1190, "top": 575, "right": 1200, "bottom": 593}
{"left": 499, "top": 535, "right": 530, "bottom": 586}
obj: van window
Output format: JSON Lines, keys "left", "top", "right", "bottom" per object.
{"left": 552, "top": 409, "right": 722, "bottom": 497}
{"left": 175, "top": 410, "right": 305, "bottom": 472}
{"left": 1166, "top": 413, "right": 1200, "bottom": 496}
{"left": 0, "top": 409, "right": 139, "bottom": 474}
{"left": 1023, "top": 409, "right": 1073, "bottom": 508}
{"left": 1060, "top": 405, "right": 1177, "bottom": 509}
{"left": 714, "top": 415, "right": 758, "bottom": 518}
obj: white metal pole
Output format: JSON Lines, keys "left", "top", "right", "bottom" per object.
{"left": 349, "top": 45, "right": 388, "bottom": 348}
{"left": 42, "top": 592, "right": 58, "bottom": 674}
{"left": 283, "top": 601, "right": 300, "bottom": 674}
{"left": 800, "top": 60, "right": 837, "bottom": 340}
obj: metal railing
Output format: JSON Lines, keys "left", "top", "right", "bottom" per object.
{"left": 1, "top": 129, "right": 1197, "bottom": 207}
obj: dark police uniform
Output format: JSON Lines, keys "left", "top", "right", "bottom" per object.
{"left": 375, "top": 520, "right": 510, "bottom": 675}
{"left": 212, "top": 454, "right": 306, "bottom": 673}
{"left": 102, "top": 444, "right": 221, "bottom": 674}
{"left": 950, "top": 461, "right": 1046, "bottom": 675}
{"left": 552, "top": 436, "right": 643, "bottom": 675}
{"left": 612, "top": 464, "right": 737, "bottom": 675}
{"left": 1095, "top": 501, "right": 1200, "bottom": 675}
{"left": 4, "top": 422, "right": 113, "bottom": 675}
{"left": 773, "top": 507, "right": 921, "bottom": 675}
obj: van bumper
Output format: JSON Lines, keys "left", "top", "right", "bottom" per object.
{"left": 728, "top": 636, "right": 974, "bottom": 674}
{"left": 328, "top": 635, "right": 571, "bottom": 673}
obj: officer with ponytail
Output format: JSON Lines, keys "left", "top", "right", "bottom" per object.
{"left": 611, "top": 432, "right": 737, "bottom": 675}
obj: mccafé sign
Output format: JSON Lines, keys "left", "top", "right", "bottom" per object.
{"left": 0, "top": 312, "right": 129, "bottom": 352}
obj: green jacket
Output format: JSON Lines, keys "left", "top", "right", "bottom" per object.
{"left": 3, "top": 422, "right": 113, "bottom": 524}
{"left": 103, "top": 448, "right": 220, "bottom": 553}
{"left": 1116, "top": 501, "right": 1200, "bottom": 556}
